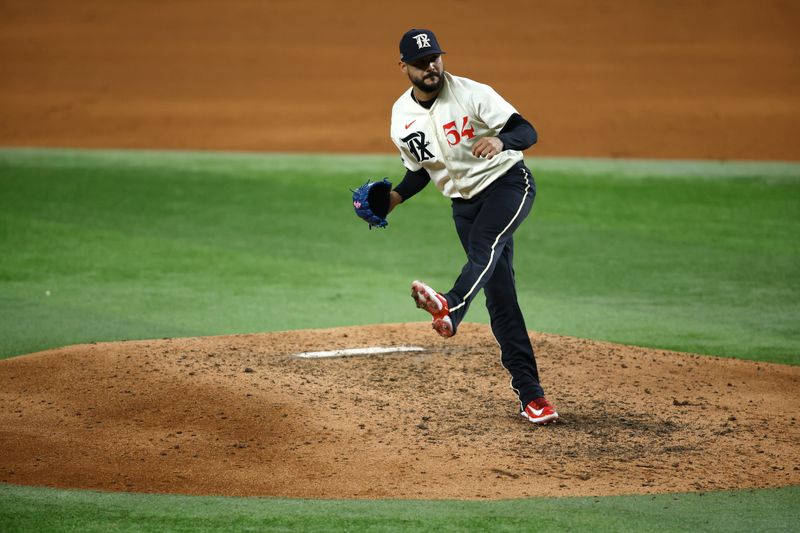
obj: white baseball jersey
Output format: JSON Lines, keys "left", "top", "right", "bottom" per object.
{"left": 390, "top": 72, "right": 523, "bottom": 200}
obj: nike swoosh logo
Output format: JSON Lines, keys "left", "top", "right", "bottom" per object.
{"left": 529, "top": 407, "right": 545, "bottom": 416}
{"left": 405, "top": 120, "right": 416, "bottom": 129}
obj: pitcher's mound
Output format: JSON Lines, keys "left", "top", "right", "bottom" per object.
{"left": 1, "top": 323, "right": 797, "bottom": 499}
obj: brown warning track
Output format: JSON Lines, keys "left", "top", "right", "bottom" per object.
{"left": 1, "top": 0, "right": 799, "bottom": 160}
{"left": 1, "top": 324, "right": 797, "bottom": 499}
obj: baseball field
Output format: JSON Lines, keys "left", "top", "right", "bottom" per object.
{"left": 2, "top": 1, "right": 799, "bottom": 531}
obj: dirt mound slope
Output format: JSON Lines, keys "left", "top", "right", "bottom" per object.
{"left": 1, "top": 323, "right": 797, "bottom": 500}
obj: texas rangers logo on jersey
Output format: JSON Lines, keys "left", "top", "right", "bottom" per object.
{"left": 401, "top": 131, "right": 434, "bottom": 163}
{"left": 414, "top": 33, "right": 431, "bottom": 49}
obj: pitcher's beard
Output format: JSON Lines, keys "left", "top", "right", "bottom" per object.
{"left": 412, "top": 73, "right": 443, "bottom": 94}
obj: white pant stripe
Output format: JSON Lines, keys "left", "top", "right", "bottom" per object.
{"left": 449, "top": 168, "right": 531, "bottom": 313}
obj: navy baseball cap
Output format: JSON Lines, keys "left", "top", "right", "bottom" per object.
{"left": 399, "top": 29, "right": 445, "bottom": 63}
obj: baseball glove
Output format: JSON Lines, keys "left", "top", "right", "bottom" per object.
{"left": 352, "top": 178, "right": 392, "bottom": 229}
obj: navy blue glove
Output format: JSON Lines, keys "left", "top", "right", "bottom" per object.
{"left": 352, "top": 178, "right": 392, "bottom": 229}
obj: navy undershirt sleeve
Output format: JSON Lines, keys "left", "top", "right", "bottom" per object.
{"left": 393, "top": 167, "right": 431, "bottom": 202}
{"left": 497, "top": 113, "right": 538, "bottom": 151}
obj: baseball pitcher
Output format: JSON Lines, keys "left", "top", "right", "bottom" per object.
{"left": 353, "top": 29, "right": 558, "bottom": 424}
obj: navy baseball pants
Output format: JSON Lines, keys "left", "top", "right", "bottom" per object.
{"left": 443, "top": 161, "right": 544, "bottom": 406}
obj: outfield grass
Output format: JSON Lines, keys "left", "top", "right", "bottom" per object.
{"left": 1, "top": 148, "right": 797, "bottom": 362}
{"left": 1, "top": 483, "right": 798, "bottom": 533}
{"left": 1, "top": 148, "right": 798, "bottom": 531}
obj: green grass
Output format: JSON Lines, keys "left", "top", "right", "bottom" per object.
{"left": 1, "top": 483, "right": 798, "bottom": 533}
{"left": 1, "top": 148, "right": 798, "bottom": 362}
{"left": 524, "top": 159, "right": 800, "bottom": 362}
{"left": 1, "top": 148, "right": 799, "bottom": 530}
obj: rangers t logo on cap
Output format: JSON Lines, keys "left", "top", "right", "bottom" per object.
{"left": 413, "top": 33, "right": 432, "bottom": 49}
{"left": 399, "top": 28, "right": 445, "bottom": 63}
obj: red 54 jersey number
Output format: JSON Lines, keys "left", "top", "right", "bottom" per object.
{"left": 443, "top": 116, "right": 476, "bottom": 147}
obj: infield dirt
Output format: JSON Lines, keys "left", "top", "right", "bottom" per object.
{"left": 1, "top": 324, "right": 798, "bottom": 499}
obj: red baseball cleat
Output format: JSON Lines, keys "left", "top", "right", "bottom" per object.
{"left": 411, "top": 280, "right": 453, "bottom": 338}
{"left": 521, "top": 397, "right": 559, "bottom": 425}
{"left": 432, "top": 316, "right": 453, "bottom": 338}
